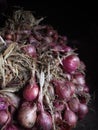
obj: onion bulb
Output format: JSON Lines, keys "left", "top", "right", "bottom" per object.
{"left": 18, "top": 102, "right": 37, "bottom": 128}
{"left": 64, "top": 106, "right": 77, "bottom": 126}
{"left": 0, "top": 110, "right": 9, "bottom": 126}
{"left": 23, "top": 81, "right": 39, "bottom": 101}
{"left": 37, "top": 111, "right": 52, "bottom": 130}
{"left": 62, "top": 55, "right": 80, "bottom": 73}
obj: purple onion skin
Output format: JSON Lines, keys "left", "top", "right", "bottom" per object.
{"left": 64, "top": 108, "right": 77, "bottom": 127}
{"left": 68, "top": 98, "right": 79, "bottom": 112}
{"left": 56, "top": 85, "right": 71, "bottom": 100}
{"left": 62, "top": 55, "right": 80, "bottom": 73}
{"left": 65, "top": 81, "right": 76, "bottom": 95}
{"left": 52, "top": 80, "right": 71, "bottom": 100}
{"left": 78, "top": 103, "right": 88, "bottom": 119}
{"left": 37, "top": 111, "right": 52, "bottom": 130}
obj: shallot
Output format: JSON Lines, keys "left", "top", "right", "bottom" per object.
{"left": 0, "top": 9, "right": 91, "bottom": 130}
{"left": 18, "top": 102, "right": 37, "bottom": 128}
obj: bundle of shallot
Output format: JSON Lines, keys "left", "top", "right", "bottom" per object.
{"left": 0, "top": 9, "right": 90, "bottom": 130}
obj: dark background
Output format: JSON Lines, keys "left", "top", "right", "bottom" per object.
{"left": 0, "top": 0, "right": 98, "bottom": 129}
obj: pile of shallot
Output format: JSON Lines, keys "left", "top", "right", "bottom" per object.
{"left": 0, "top": 10, "right": 90, "bottom": 130}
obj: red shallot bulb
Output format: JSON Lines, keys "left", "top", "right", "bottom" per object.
{"left": 68, "top": 97, "right": 79, "bottom": 112}
{"left": 53, "top": 80, "right": 71, "bottom": 100}
{"left": 62, "top": 55, "right": 80, "bottom": 73}
{"left": 37, "top": 111, "right": 52, "bottom": 130}
{"left": 0, "top": 110, "right": 9, "bottom": 126}
{"left": 56, "top": 84, "right": 71, "bottom": 100}
{"left": 65, "top": 81, "right": 76, "bottom": 95}
{"left": 23, "top": 81, "right": 39, "bottom": 101}
{"left": 73, "top": 73, "right": 85, "bottom": 85}
{"left": 78, "top": 103, "right": 88, "bottom": 119}
{"left": 18, "top": 103, "right": 37, "bottom": 128}
{"left": 64, "top": 107, "right": 77, "bottom": 127}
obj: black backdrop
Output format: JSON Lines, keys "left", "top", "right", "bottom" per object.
{"left": 0, "top": 0, "right": 98, "bottom": 129}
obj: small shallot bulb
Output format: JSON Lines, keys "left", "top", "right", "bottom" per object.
{"left": 64, "top": 106, "right": 77, "bottom": 126}
{"left": 52, "top": 80, "right": 71, "bottom": 100}
{"left": 62, "top": 55, "right": 80, "bottom": 73}
{"left": 37, "top": 111, "right": 52, "bottom": 130}
{"left": 78, "top": 103, "right": 88, "bottom": 119}
{"left": 73, "top": 73, "right": 85, "bottom": 85}
{"left": 0, "top": 110, "right": 9, "bottom": 126}
{"left": 56, "top": 84, "right": 71, "bottom": 100}
{"left": 68, "top": 97, "right": 79, "bottom": 112}
{"left": 23, "top": 81, "right": 39, "bottom": 101}
{"left": 65, "top": 81, "right": 76, "bottom": 95}
{"left": 18, "top": 103, "right": 37, "bottom": 128}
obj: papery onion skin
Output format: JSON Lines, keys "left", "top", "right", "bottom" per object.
{"left": 62, "top": 55, "right": 80, "bottom": 73}
{"left": 3, "top": 92, "right": 20, "bottom": 108}
{"left": 48, "top": 86, "right": 55, "bottom": 97}
{"left": 18, "top": 103, "right": 37, "bottom": 128}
